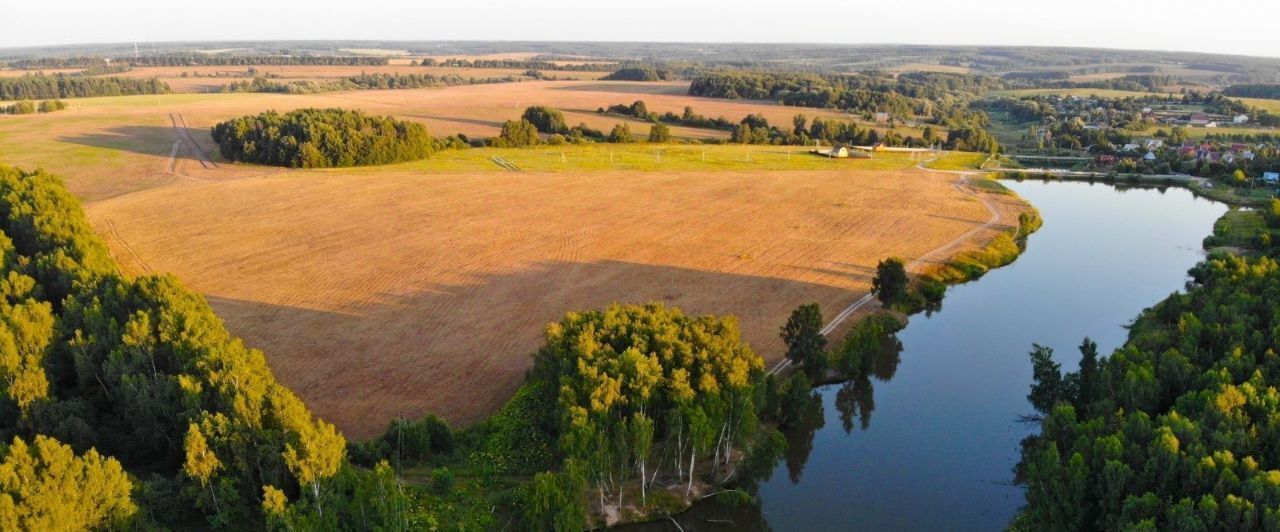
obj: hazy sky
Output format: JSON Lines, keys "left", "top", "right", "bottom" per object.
{"left": 3, "top": 0, "right": 1278, "bottom": 58}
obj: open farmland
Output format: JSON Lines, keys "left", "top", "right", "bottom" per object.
{"left": 0, "top": 77, "right": 1024, "bottom": 438}
{"left": 0, "top": 80, "right": 867, "bottom": 200}
{"left": 86, "top": 157, "right": 1025, "bottom": 437}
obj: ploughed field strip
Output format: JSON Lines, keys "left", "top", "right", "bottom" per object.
{"left": 87, "top": 165, "right": 1026, "bottom": 437}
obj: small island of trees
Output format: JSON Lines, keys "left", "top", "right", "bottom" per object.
{"left": 210, "top": 108, "right": 434, "bottom": 168}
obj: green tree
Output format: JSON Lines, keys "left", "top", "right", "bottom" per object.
{"left": 871, "top": 257, "right": 908, "bottom": 305}
{"left": 0, "top": 435, "right": 136, "bottom": 530}
{"left": 647, "top": 123, "right": 671, "bottom": 143}
{"left": 496, "top": 119, "right": 541, "bottom": 148}
{"left": 183, "top": 423, "right": 222, "bottom": 512}
{"left": 607, "top": 123, "right": 633, "bottom": 143}
{"left": 522, "top": 106, "right": 568, "bottom": 134}
{"left": 1027, "top": 344, "right": 1062, "bottom": 416}
{"left": 780, "top": 303, "right": 828, "bottom": 380}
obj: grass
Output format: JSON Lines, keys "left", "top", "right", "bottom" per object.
{"left": 1236, "top": 98, "right": 1280, "bottom": 114}
{"left": 1204, "top": 209, "right": 1268, "bottom": 251}
{"left": 925, "top": 151, "right": 987, "bottom": 171}
{"left": 1189, "top": 182, "right": 1277, "bottom": 207}
{"left": 966, "top": 175, "right": 1011, "bottom": 195}
{"left": 328, "top": 144, "right": 923, "bottom": 175}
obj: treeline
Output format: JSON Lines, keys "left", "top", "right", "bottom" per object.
{"left": 221, "top": 73, "right": 518, "bottom": 94}
{"left": 0, "top": 75, "right": 169, "bottom": 100}
{"left": 687, "top": 70, "right": 998, "bottom": 151}
{"left": 418, "top": 58, "right": 614, "bottom": 72}
{"left": 211, "top": 108, "right": 433, "bottom": 168}
{"left": 688, "top": 70, "right": 1002, "bottom": 117}
{"left": 8, "top": 54, "right": 389, "bottom": 69}
{"left": 601, "top": 67, "right": 671, "bottom": 81}
{"left": 1014, "top": 74, "right": 1175, "bottom": 93}
{"left": 0, "top": 165, "right": 390, "bottom": 529}
{"left": 0, "top": 99, "right": 66, "bottom": 114}
{"left": 1015, "top": 210, "right": 1280, "bottom": 530}
{"left": 1223, "top": 84, "right": 1280, "bottom": 100}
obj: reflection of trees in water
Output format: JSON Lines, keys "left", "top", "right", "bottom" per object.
{"left": 784, "top": 391, "right": 824, "bottom": 484}
{"left": 835, "top": 333, "right": 903, "bottom": 434}
{"left": 836, "top": 376, "right": 874, "bottom": 433}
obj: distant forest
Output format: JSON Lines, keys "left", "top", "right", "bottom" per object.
{"left": 0, "top": 75, "right": 168, "bottom": 100}
{"left": 1223, "top": 84, "right": 1280, "bottom": 100}
{"left": 221, "top": 73, "right": 518, "bottom": 94}
{"left": 6, "top": 54, "right": 389, "bottom": 69}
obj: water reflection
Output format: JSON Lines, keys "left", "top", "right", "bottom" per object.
{"left": 627, "top": 181, "right": 1227, "bottom": 531}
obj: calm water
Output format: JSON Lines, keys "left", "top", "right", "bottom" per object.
{"left": 653, "top": 181, "right": 1228, "bottom": 531}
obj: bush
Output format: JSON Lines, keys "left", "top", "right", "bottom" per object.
{"left": 210, "top": 108, "right": 433, "bottom": 168}
{"left": 494, "top": 119, "right": 540, "bottom": 148}
{"left": 521, "top": 106, "right": 568, "bottom": 134}
{"left": 647, "top": 122, "right": 672, "bottom": 143}
{"left": 607, "top": 123, "right": 634, "bottom": 143}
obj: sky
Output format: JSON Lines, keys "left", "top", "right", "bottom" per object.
{"left": 2, "top": 0, "right": 1278, "bottom": 58}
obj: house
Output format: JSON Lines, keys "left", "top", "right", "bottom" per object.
{"left": 1144, "top": 139, "right": 1164, "bottom": 149}
{"left": 1265, "top": 172, "right": 1280, "bottom": 184}
{"left": 812, "top": 145, "right": 850, "bottom": 158}
{"left": 1234, "top": 114, "right": 1250, "bottom": 124}
{"left": 1122, "top": 143, "right": 1141, "bottom": 152}
{"left": 873, "top": 112, "right": 890, "bottom": 124}
{"left": 1205, "top": 121, "right": 1219, "bottom": 128}
{"left": 1095, "top": 155, "right": 1117, "bottom": 166}
{"left": 1179, "top": 146, "right": 1197, "bottom": 156}
{"left": 1243, "top": 150, "right": 1256, "bottom": 161}
{"left": 1144, "top": 151, "right": 1157, "bottom": 161}
{"left": 1231, "top": 143, "right": 1249, "bottom": 153}
{"left": 1223, "top": 153, "right": 1236, "bottom": 164}
{"left": 1189, "top": 113, "right": 1211, "bottom": 126}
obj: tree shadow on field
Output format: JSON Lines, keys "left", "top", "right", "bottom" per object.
{"left": 410, "top": 114, "right": 505, "bottom": 130}
{"left": 201, "top": 259, "right": 864, "bottom": 440}
{"left": 59, "top": 125, "right": 211, "bottom": 162}
{"left": 552, "top": 82, "right": 689, "bottom": 96}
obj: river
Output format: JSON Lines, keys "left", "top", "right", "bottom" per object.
{"left": 646, "top": 180, "right": 1229, "bottom": 531}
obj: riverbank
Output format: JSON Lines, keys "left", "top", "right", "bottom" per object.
{"left": 653, "top": 180, "right": 1229, "bottom": 530}
{"left": 994, "top": 170, "right": 1272, "bottom": 208}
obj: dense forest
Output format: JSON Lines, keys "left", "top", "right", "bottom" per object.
{"left": 418, "top": 58, "right": 614, "bottom": 72}
{"left": 0, "top": 75, "right": 169, "bottom": 101}
{"left": 210, "top": 108, "right": 434, "bottom": 168}
{"left": 1223, "top": 84, "right": 1280, "bottom": 100}
{"left": 1015, "top": 207, "right": 1280, "bottom": 530}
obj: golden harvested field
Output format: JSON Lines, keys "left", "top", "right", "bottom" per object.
{"left": 102, "top": 64, "right": 603, "bottom": 93}
{"left": 87, "top": 161, "right": 1024, "bottom": 437}
{"left": 0, "top": 81, "right": 863, "bottom": 200}
{"left": 0, "top": 80, "right": 1026, "bottom": 437}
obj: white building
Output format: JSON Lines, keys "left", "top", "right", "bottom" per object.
{"left": 1234, "top": 114, "right": 1250, "bottom": 124}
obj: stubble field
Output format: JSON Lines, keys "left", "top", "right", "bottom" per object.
{"left": 0, "top": 79, "right": 1027, "bottom": 437}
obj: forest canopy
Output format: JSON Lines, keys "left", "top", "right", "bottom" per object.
{"left": 210, "top": 108, "right": 434, "bottom": 168}
{"left": 0, "top": 75, "right": 169, "bottom": 100}
{"left": 1017, "top": 226, "right": 1280, "bottom": 530}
